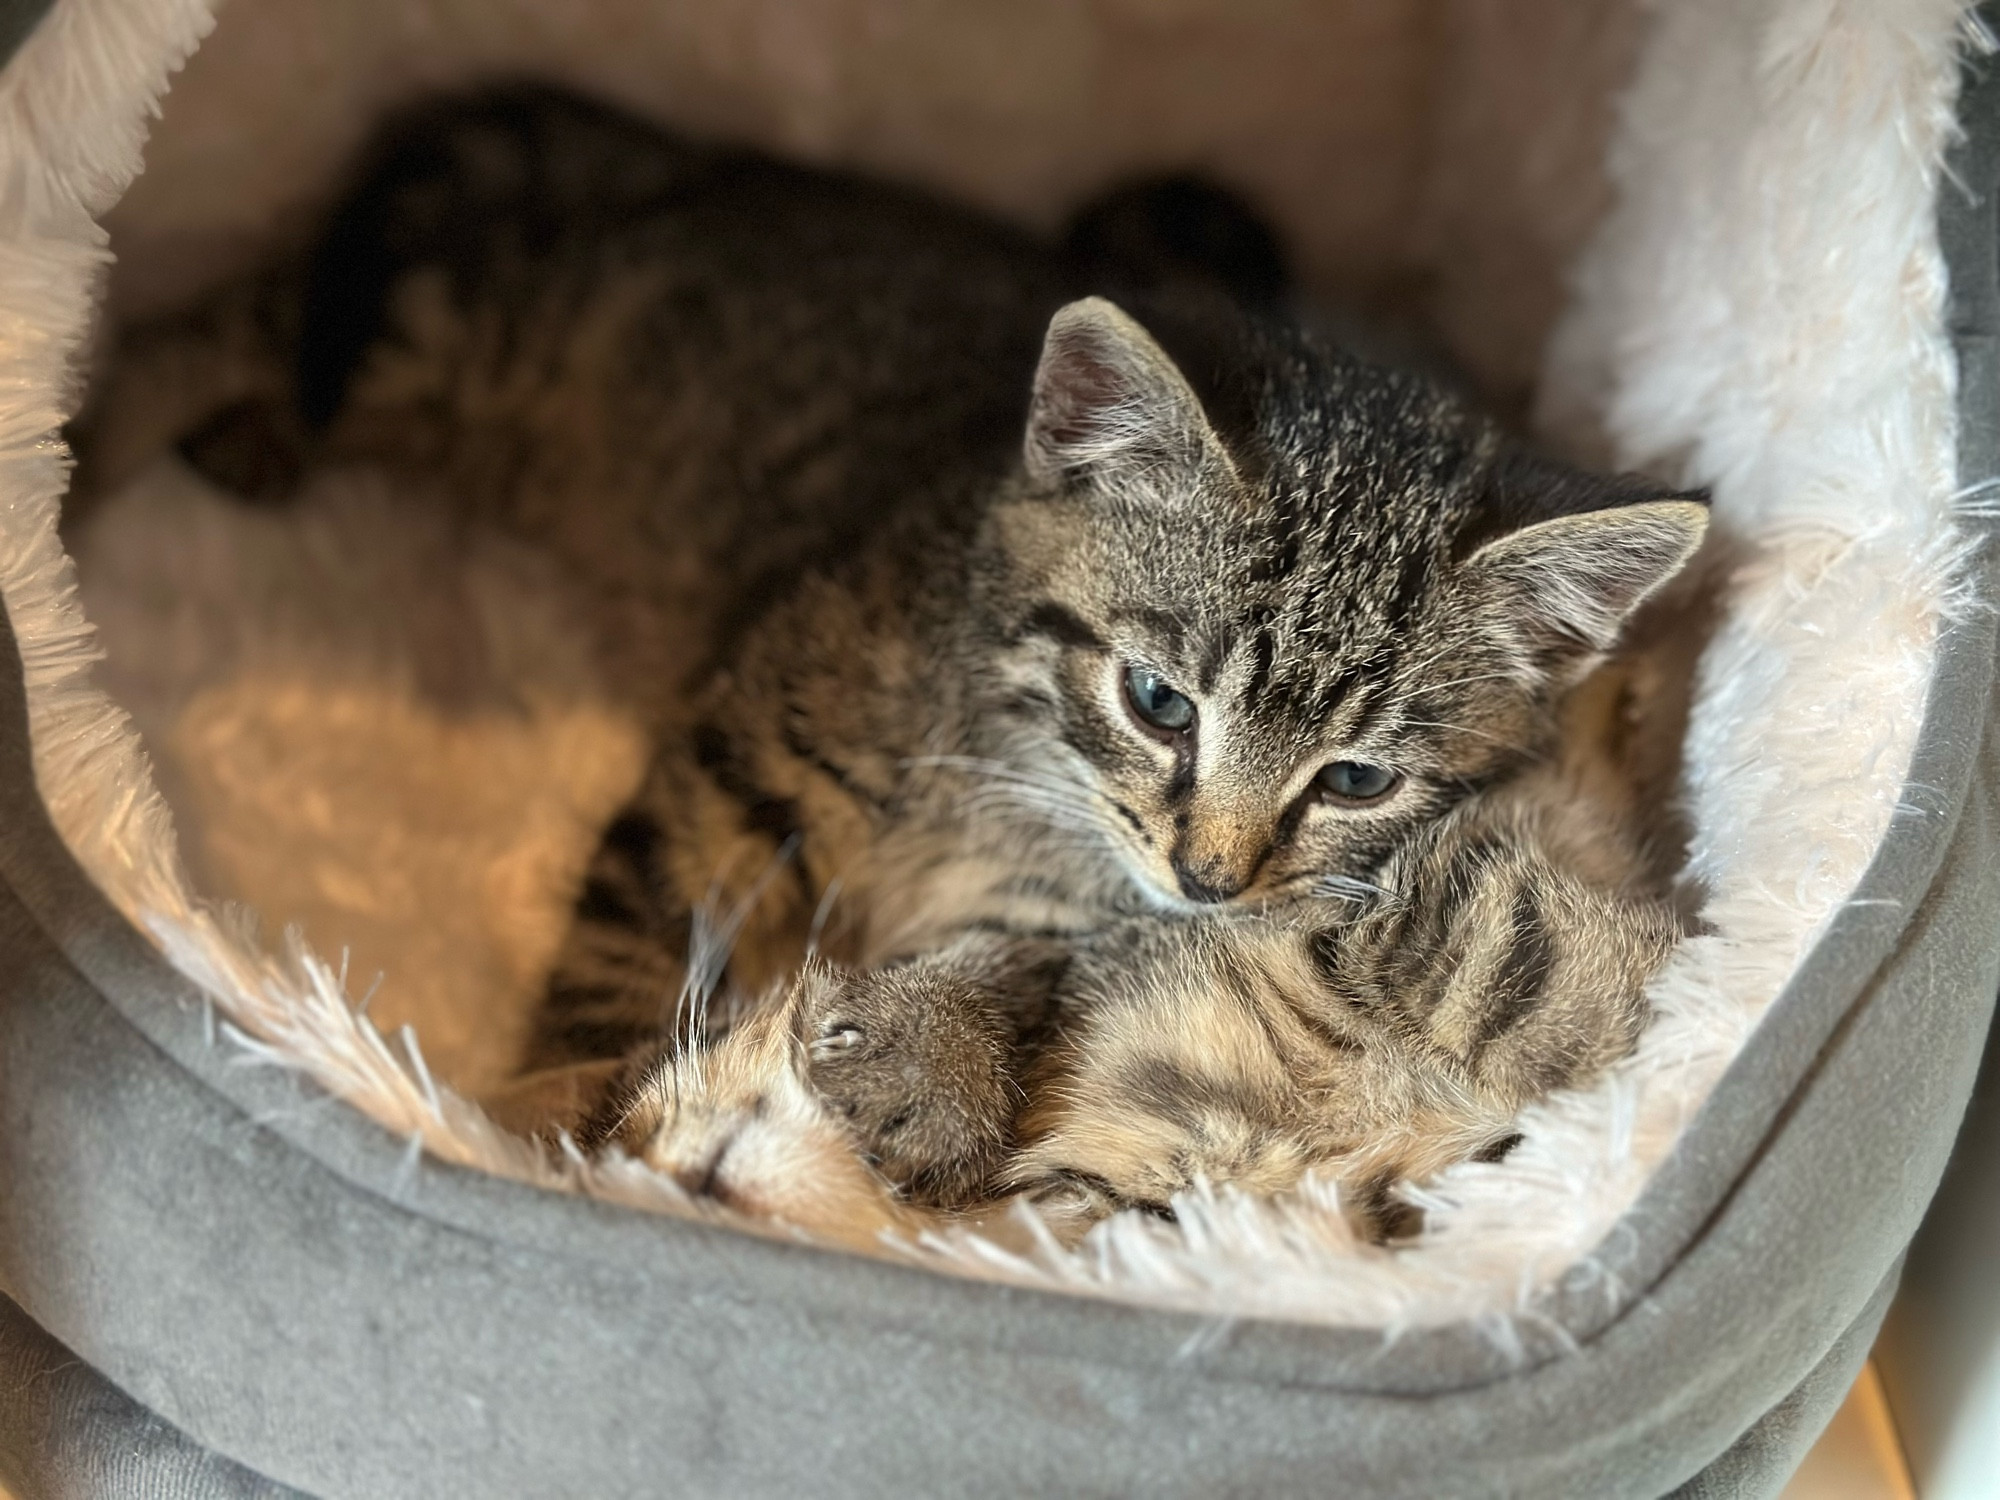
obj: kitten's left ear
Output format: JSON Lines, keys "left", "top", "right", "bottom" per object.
{"left": 1023, "top": 297, "right": 1234, "bottom": 495}
{"left": 1458, "top": 486, "right": 1708, "bottom": 673}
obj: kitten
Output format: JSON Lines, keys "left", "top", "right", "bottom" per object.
{"left": 77, "top": 84, "right": 1705, "bottom": 1210}
{"left": 583, "top": 763, "right": 1679, "bottom": 1241}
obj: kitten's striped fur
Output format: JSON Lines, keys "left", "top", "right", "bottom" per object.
{"left": 581, "top": 759, "right": 1678, "bottom": 1241}
{"left": 78, "top": 84, "right": 1703, "bottom": 1223}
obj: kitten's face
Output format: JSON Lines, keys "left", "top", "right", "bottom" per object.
{"left": 976, "top": 299, "right": 1705, "bottom": 909}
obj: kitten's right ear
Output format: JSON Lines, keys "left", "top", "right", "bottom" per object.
{"left": 1457, "top": 500, "right": 1708, "bottom": 677}
{"left": 1024, "top": 297, "right": 1232, "bottom": 494}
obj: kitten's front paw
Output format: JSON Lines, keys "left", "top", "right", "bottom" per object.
{"left": 803, "top": 961, "right": 1015, "bottom": 1207}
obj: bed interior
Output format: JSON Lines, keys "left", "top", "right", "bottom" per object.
{"left": 0, "top": 0, "right": 1973, "bottom": 1329}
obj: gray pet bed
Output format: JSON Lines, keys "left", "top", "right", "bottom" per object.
{"left": 3, "top": 1, "right": 1998, "bottom": 1496}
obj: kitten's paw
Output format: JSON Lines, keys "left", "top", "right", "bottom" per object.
{"left": 572, "top": 992, "right": 919, "bottom": 1245}
{"left": 803, "top": 961, "right": 1015, "bottom": 1207}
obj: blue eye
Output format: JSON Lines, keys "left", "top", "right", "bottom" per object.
{"left": 1123, "top": 664, "right": 1195, "bottom": 734}
{"left": 1317, "top": 761, "right": 1399, "bottom": 803}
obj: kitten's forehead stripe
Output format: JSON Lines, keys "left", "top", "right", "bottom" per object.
{"left": 1195, "top": 628, "right": 1231, "bottom": 694}
{"left": 1241, "top": 628, "right": 1278, "bottom": 712}
{"left": 1113, "top": 606, "right": 1190, "bottom": 660}
{"left": 1387, "top": 544, "right": 1437, "bottom": 629}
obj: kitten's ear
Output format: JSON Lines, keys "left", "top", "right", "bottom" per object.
{"left": 1459, "top": 498, "right": 1708, "bottom": 672}
{"left": 1024, "top": 297, "right": 1231, "bottom": 492}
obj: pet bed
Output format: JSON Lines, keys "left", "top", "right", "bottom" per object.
{"left": 2, "top": 0, "right": 1998, "bottom": 1495}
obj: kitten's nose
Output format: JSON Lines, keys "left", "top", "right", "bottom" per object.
{"left": 1172, "top": 855, "right": 1243, "bottom": 904}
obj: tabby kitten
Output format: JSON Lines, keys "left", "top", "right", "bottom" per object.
{"left": 588, "top": 763, "right": 1680, "bottom": 1241}
{"left": 82, "top": 85, "right": 1705, "bottom": 1210}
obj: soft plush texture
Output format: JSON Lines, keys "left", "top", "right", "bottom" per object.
{"left": 0, "top": 0, "right": 1980, "bottom": 1332}
{"left": 74, "top": 463, "right": 647, "bottom": 1098}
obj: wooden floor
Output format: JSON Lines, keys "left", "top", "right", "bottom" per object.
{"left": 1781, "top": 1362, "right": 1916, "bottom": 1500}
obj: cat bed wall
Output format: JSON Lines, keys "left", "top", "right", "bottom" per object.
{"left": 0, "top": 0, "right": 1996, "bottom": 1495}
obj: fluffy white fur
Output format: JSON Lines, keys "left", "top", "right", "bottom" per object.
{"left": 74, "top": 463, "right": 650, "bottom": 1097}
{"left": 0, "top": 0, "right": 1977, "bottom": 1332}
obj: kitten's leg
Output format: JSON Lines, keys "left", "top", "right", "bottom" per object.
{"left": 801, "top": 933, "right": 1070, "bottom": 1206}
{"left": 529, "top": 738, "right": 818, "bottom": 1075}
{"left": 528, "top": 808, "right": 693, "bottom": 1071}
{"left": 1311, "top": 801, "right": 1680, "bottom": 1108}
{"left": 1006, "top": 803, "right": 1681, "bottom": 1234}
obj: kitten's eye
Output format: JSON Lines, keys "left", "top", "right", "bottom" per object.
{"left": 1317, "top": 761, "right": 1399, "bottom": 803}
{"left": 1123, "top": 664, "right": 1195, "bottom": 735}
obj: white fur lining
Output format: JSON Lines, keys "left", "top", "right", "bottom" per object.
{"left": 0, "top": 0, "right": 1978, "bottom": 1333}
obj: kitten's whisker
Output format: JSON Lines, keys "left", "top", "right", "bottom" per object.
{"left": 1309, "top": 874, "right": 1390, "bottom": 902}
{"left": 975, "top": 808, "right": 1115, "bottom": 856}
{"left": 1396, "top": 717, "right": 1506, "bottom": 746}
{"left": 1271, "top": 867, "right": 1392, "bottom": 903}
{"left": 906, "top": 753, "right": 1111, "bottom": 809}
{"left": 960, "top": 776, "right": 1096, "bottom": 806}
{"left": 1413, "top": 670, "right": 1523, "bottom": 693}
{"left": 676, "top": 834, "right": 803, "bottom": 1049}
{"left": 965, "top": 785, "right": 1101, "bottom": 821}
{"left": 968, "top": 781, "right": 1105, "bottom": 819}
{"left": 961, "top": 806, "right": 1106, "bottom": 847}
{"left": 805, "top": 874, "right": 845, "bottom": 959}
{"left": 964, "top": 784, "right": 1110, "bottom": 834}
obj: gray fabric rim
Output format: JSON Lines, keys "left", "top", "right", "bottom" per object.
{"left": 0, "top": 1292, "right": 308, "bottom": 1500}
